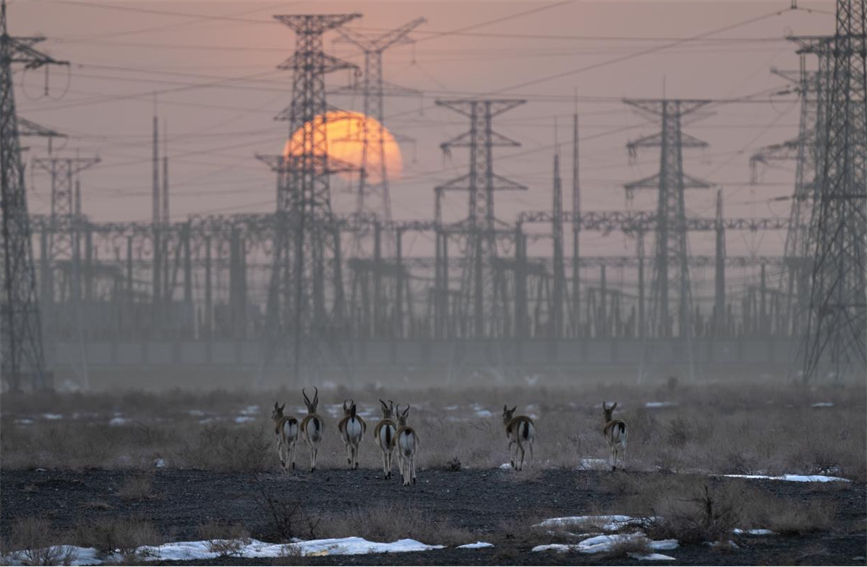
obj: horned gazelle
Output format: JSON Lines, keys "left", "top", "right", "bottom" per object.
{"left": 394, "top": 404, "right": 418, "bottom": 486}
{"left": 602, "top": 401, "right": 627, "bottom": 471}
{"left": 502, "top": 405, "right": 535, "bottom": 471}
{"left": 373, "top": 399, "right": 397, "bottom": 479}
{"left": 300, "top": 387, "right": 325, "bottom": 472}
{"left": 338, "top": 399, "right": 366, "bottom": 470}
{"left": 271, "top": 402, "right": 299, "bottom": 471}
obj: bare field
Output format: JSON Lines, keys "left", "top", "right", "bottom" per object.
{"left": 1, "top": 381, "right": 865, "bottom": 565}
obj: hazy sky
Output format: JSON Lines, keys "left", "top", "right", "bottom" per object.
{"left": 14, "top": 0, "right": 836, "bottom": 261}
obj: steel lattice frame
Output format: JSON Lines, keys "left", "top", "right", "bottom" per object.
{"left": 0, "top": 1, "right": 65, "bottom": 390}
{"left": 799, "top": 0, "right": 867, "bottom": 382}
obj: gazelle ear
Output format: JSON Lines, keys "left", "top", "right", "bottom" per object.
{"left": 602, "top": 401, "right": 608, "bottom": 410}
{"left": 611, "top": 402, "right": 617, "bottom": 411}
{"left": 280, "top": 402, "right": 285, "bottom": 411}
{"left": 503, "top": 404, "right": 508, "bottom": 413}
{"left": 274, "top": 401, "right": 279, "bottom": 409}
{"left": 511, "top": 405, "right": 517, "bottom": 413}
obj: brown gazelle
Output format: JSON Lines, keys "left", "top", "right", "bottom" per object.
{"left": 373, "top": 399, "right": 397, "bottom": 479}
{"left": 300, "top": 387, "right": 324, "bottom": 472}
{"left": 271, "top": 402, "right": 299, "bottom": 471}
{"left": 502, "top": 405, "right": 535, "bottom": 471}
{"left": 602, "top": 401, "right": 627, "bottom": 471}
{"left": 337, "top": 399, "right": 366, "bottom": 470}
{"left": 394, "top": 404, "right": 418, "bottom": 486}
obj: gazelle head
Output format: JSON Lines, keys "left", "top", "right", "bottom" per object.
{"left": 396, "top": 404, "right": 411, "bottom": 427}
{"left": 271, "top": 401, "right": 286, "bottom": 422}
{"left": 379, "top": 399, "right": 395, "bottom": 419}
{"left": 602, "top": 401, "right": 618, "bottom": 422}
{"left": 302, "top": 387, "right": 319, "bottom": 415}
{"left": 502, "top": 405, "right": 517, "bottom": 426}
{"left": 342, "top": 399, "right": 358, "bottom": 418}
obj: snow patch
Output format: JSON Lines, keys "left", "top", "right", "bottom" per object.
{"left": 240, "top": 405, "right": 260, "bottom": 416}
{"left": 234, "top": 416, "right": 255, "bottom": 424}
{"left": 42, "top": 413, "right": 63, "bottom": 420}
{"left": 532, "top": 534, "right": 677, "bottom": 555}
{"left": 14, "top": 418, "right": 34, "bottom": 426}
{"left": 457, "top": 542, "right": 494, "bottom": 549}
{"left": 154, "top": 458, "right": 167, "bottom": 469}
{"left": 2, "top": 538, "right": 444, "bottom": 565}
{"left": 630, "top": 552, "right": 677, "bottom": 561}
{"left": 537, "top": 515, "right": 649, "bottom": 532}
{"left": 810, "top": 402, "right": 834, "bottom": 408}
{"left": 475, "top": 409, "right": 493, "bottom": 418}
{"left": 109, "top": 417, "right": 129, "bottom": 426}
{"left": 644, "top": 401, "right": 676, "bottom": 408}
{"left": 721, "top": 473, "right": 850, "bottom": 483}
{"left": 732, "top": 528, "right": 774, "bottom": 536}
{"left": 577, "top": 458, "right": 608, "bottom": 471}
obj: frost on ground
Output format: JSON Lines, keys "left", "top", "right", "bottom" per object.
{"left": 577, "top": 458, "right": 609, "bottom": 470}
{"left": 721, "top": 473, "right": 850, "bottom": 483}
{"left": 644, "top": 402, "right": 677, "bottom": 408}
{"left": 1, "top": 537, "right": 446, "bottom": 565}
{"left": 532, "top": 534, "right": 678, "bottom": 555}
{"left": 733, "top": 528, "right": 775, "bottom": 536}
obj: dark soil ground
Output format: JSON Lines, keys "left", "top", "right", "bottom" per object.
{"left": 2, "top": 468, "right": 864, "bottom": 565}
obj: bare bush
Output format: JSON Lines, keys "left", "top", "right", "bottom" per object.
{"left": 647, "top": 484, "right": 741, "bottom": 544}
{"left": 197, "top": 521, "right": 250, "bottom": 557}
{"left": 5, "top": 517, "right": 73, "bottom": 566}
{"left": 253, "top": 487, "right": 320, "bottom": 543}
{"left": 71, "top": 518, "right": 162, "bottom": 557}
{"left": 602, "top": 535, "right": 653, "bottom": 560}
{"left": 178, "top": 424, "right": 271, "bottom": 472}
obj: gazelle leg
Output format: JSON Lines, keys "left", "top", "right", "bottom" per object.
{"left": 290, "top": 441, "right": 296, "bottom": 470}
{"left": 411, "top": 456, "right": 416, "bottom": 485}
{"left": 508, "top": 440, "right": 516, "bottom": 469}
{"left": 518, "top": 443, "right": 525, "bottom": 471}
{"left": 529, "top": 441, "right": 534, "bottom": 466}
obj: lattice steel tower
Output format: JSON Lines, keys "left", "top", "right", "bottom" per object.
{"left": 260, "top": 14, "right": 360, "bottom": 382}
{"left": 624, "top": 98, "right": 712, "bottom": 381}
{"left": 799, "top": 0, "right": 867, "bottom": 382}
{"left": 334, "top": 18, "right": 425, "bottom": 239}
{"left": 0, "top": 0, "right": 66, "bottom": 390}
{"left": 436, "top": 99, "right": 526, "bottom": 338}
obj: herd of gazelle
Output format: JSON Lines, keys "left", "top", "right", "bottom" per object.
{"left": 272, "top": 390, "right": 628, "bottom": 483}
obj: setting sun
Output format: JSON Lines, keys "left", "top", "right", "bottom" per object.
{"left": 283, "top": 110, "right": 402, "bottom": 183}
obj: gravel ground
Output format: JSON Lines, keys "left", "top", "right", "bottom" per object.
{"left": 2, "top": 468, "right": 864, "bottom": 565}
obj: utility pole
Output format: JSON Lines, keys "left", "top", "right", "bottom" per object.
{"left": 259, "top": 14, "right": 360, "bottom": 383}
{"left": 0, "top": 0, "right": 67, "bottom": 390}
{"left": 551, "top": 147, "right": 565, "bottom": 341}
{"left": 713, "top": 189, "right": 726, "bottom": 336}
{"left": 624, "top": 98, "right": 712, "bottom": 381}
{"left": 799, "top": 0, "right": 867, "bottom": 382}
{"left": 435, "top": 99, "right": 526, "bottom": 339}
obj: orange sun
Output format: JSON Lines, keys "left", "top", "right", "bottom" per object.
{"left": 283, "top": 110, "right": 402, "bottom": 183}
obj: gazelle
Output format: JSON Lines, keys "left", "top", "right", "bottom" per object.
{"left": 394, "top": 404, "right": 418, "bottom": 486}
{"left": 300, "top": 387, "right": 325, "bottom": 472}
{"left": 271, "top": 402, "right": 299, "bottom": 471}
{"left": 338, "top": 399, "right": 366, "bottom": 470}
{"left": 502, "top": 405, "right": 535, "bottom": 471}
{"left": 602, "top": 401, "right": 627, "bottom": 471}
{"left": 373, "top": 399, "right": 397, "bottom": 479}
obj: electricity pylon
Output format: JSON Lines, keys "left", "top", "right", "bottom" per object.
{"left": 798, "top": 0, "right": 867, "bottom": 382}
{"left": 334, "top": 18, "right": 425, "bottom": 245}
{"left": 436, "top": 99, "right": 526, "bottom": 339}
{"left": 259, "top": 14, "right": 360, "bottom": 383}
{"left": 32, "top": 155, "right": 99, "bottom": 389}
{"left": 624, "top": 98, "right": 713, "bottom": 382}
{"left": 0, "top": 0, "right": 67, "bottom": 391}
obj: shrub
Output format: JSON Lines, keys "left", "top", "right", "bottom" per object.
{"left": 116, "top": 474, "right": 154, "bottom": 501}
{"left": 197, "top": 521, "right": 250, "bottom": 557}
{"left": 72, "top": 518, "right": 161, "bottom": 557}
{"left": 253, "top": 488, "right": 320, "bottom": 543}
{"left": 5, "top": 517, "right": 73, "bottom": 566}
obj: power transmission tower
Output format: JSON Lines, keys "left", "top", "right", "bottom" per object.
{"left": 798, "top": 0, "right": 867, "bottom": 382}
{"left": 0, "top": 0, "right": 67, "bottom": 391}
{"left": 436, "top": 99, "right": 526, "bottom": 339}
{"left": 571, "top": 113, "right": 581, "bottom": 338}
{"left": 750, "top": 56, "right": 828, "bottom": 338}
{"left": 334, "top": 18, "right": 425, "bottom": 240}
{"left": 624, "top": 98, "right": 713, "bottom": 382}
{"left": 551, "top": 147, "right": 565, "bottom": 340}
{"left": 32, "top": 155, "right": 99, "bottom": 389}
{"left": 259, "top": 14, "right": 360, "bottom": 383}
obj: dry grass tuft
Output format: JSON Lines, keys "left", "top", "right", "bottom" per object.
{"left": 116, "top": 474, "right": 154, "bottom": 501}
{"left": 179, "top": 424, "right": 271, "bottom": 472}
{"left": 196, "top": 520, "right": 250, "bottom": 557}
{"left": 3, "top": 517, "right": 73, "bottom": 566}
{"left": 71, "top": 518, "right": 162, "bottom": 557}
{"left": 601, "top": 535, "right": 653, "bottom": 559}
{"left": 315, "top": 502, "right": 473, "bottom": 546}
{"left": 253, "top": 487, "right": 320, "bottom": 543}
